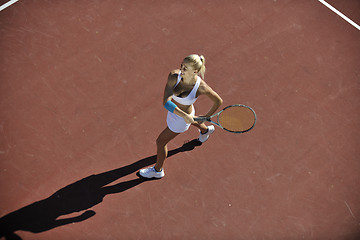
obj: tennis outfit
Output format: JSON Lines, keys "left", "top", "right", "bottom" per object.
{"left": 166, "top": 72, "right": 201, "bottom": 133}
{"left": 139, "top": 71, "right": 215, "bottom": 179}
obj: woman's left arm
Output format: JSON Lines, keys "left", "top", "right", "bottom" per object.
{"left": 200, "top": 81, "right": 223, "bottom": 117}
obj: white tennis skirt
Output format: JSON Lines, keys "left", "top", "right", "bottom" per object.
{"left": 166, "top": 105, "right": 195, "bottom": 133}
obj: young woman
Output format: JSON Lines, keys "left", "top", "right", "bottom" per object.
{"left": 139, "top": 54, "right": 223, "bottom": 178}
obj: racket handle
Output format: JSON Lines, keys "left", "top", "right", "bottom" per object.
{"left": 194, "top": 117, "right": 209, "bottom": 122}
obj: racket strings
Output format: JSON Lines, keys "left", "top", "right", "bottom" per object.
{"left": 218, "top": 106, "right": 255, "bottom": 132}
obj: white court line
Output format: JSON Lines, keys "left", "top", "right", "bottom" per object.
{"left": 318, "top": 0, "right": 360, "bottom": 31}
{"left": 0, "top": 0, "right": 19, "bottom": 12}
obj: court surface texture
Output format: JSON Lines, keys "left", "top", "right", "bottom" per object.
{"left": 0, "top": 0, "right": 359, "bottom": 239}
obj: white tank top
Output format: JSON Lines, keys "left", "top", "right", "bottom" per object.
{"left": 172, "top": 72, "right": 201, "bottom": 106}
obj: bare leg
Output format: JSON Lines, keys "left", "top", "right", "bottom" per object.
{"left": 191, "top": 122, "right": 208, "bottom": 134}
{"left": 154, "top": 127, "right": 180, "bottom": 171}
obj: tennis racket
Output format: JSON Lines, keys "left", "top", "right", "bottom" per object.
{"left": 194, "top": 104, "right": 256, "bottom": 133}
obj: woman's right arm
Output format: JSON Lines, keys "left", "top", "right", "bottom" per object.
{"left": 162, "top": 71, "right": 194, "bottom": 124}
{"left": 162, "top": 71, "right": 177, "bottom": 104}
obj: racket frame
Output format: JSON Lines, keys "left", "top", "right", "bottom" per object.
{"left": 193, "top": 104, "right": 256, "bottom": 133}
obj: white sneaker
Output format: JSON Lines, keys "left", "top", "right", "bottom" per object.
{"left": 198, "top": 125, "right": 215, "bottom": 143}
{"left": 139, "top": 167, "right": 165, "bottom": 179}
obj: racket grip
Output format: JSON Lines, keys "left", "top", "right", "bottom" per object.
{"left": 194, "top": 117, "right": 209, "bottom": 122}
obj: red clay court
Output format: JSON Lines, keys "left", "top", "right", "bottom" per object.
{"left": 0, "top": 0, "right": 359, "bottom": 239}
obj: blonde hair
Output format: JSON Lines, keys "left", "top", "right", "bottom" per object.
{"left": 183, "top": 54, "right": 206, "bottom": 79}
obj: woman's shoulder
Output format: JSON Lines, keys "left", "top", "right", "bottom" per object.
{"left": 169, "top": 69, "right": 180, "bottom": 77}
{"left": 166, "top": 69, "right": 180, "bottom": 87}
{"left": 198, "top": 79, "right": 211, "bottom": 94}
{"left": 198, "top": 78, "right": 208, "bottom": 87}
{"left": 167, "top": 69, "right": 180, "bottom": 81}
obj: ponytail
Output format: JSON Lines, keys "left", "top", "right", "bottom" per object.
{"left": 198, "top": 55, "right": 206, "bottom": 79}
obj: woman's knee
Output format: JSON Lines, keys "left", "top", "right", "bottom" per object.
{"left": 192, "top": 122, "right": 207, "bottom": 131}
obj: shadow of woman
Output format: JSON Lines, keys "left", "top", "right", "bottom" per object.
{"left": 0, "top": 139, "right": 202, "bottom": 240}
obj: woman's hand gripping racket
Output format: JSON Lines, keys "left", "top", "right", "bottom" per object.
{"left": 194, "top": 104, "right": 257, "bottom": 133}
